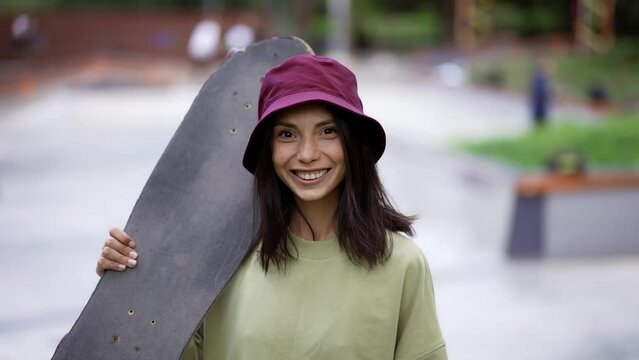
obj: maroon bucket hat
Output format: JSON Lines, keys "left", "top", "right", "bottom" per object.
{"left": 242, "top": 54, "right": 386, "bottom": 174}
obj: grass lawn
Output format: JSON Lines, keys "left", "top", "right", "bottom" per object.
{"left": 457, "top": 114, "right": 639, "bottom": 172}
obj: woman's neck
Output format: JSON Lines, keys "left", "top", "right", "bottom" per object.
{"left": 289, "top": 190, "right": 339, "bottom": 241}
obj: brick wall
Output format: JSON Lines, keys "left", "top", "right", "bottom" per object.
{"left": 0, "top": 11, "right": 271, "bottom": 60}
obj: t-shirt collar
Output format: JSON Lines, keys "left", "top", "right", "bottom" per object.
{"left": 287, "top": 230, "right": 342, "bottom": 260}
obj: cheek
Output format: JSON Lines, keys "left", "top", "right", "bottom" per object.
{"left": 331, "top": 143, "right": 347, "bottom": 182}
{"left": 271, "top": 144, "right": 289, "bottom": 172}
{"left": 327, "top": 142, "right": 345, "bottom": 165}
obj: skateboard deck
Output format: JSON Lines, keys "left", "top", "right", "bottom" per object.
{"left": 52, "top": 37, "right": 313, "bottom": 360}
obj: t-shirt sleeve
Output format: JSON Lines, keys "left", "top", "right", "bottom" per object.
{"left": 394, "top": 247, "right": 447, "bottom": 360}
{"left": 180, "top": 323, "right": 204, "bottom": 360}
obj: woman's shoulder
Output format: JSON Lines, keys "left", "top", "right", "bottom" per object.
{"left": 384, "top": 232, "right": 438, "bottom": 298}
{"left": 386, "top": 231, "right": 428, "bottom": 269}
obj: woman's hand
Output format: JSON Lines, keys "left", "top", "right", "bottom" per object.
{"left": 96, "top": 227, "right": 138, "bottom": 277}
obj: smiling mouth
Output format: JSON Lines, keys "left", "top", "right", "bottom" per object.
{"left": 292, "top": 169, "right": 330, "bottom": 181}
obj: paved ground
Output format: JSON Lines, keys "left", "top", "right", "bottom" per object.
{"left": 1, "top": 55, "right": 638, "bottom": 360}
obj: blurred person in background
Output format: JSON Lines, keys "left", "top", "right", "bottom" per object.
{"left": 530, "top": 57, "right": 552, "bottom": 128}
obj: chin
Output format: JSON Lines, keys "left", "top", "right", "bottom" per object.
{"left": 291, "top": 189, "right": 330, "bottom": 203}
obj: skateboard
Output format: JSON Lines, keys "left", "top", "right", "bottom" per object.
{"left": 52, "top": 37, "right": 313, "bottom": 360}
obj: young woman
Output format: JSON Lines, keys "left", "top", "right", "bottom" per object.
{"left": 96, "top": 54, "right": 447, "bottom": 359}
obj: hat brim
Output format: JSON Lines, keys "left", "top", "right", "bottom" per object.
{"left": 242, "top": 90, "right": 386, "bottom": 174}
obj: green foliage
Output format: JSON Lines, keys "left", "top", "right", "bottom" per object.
{"left": 1, "top": 0, "right": 52, "bottom": 12}
{"left": 358, "top": 11, "right": 444, "bottom": 50}
{"left": 458, "top": 115, "right": 639, "bottom": 171}
{"left": 616, "top": 0, "right": 639, "bottom": 35}
{"left": 355, "top": 0, "right": 438, "bottom": 13}
{"left": 309, "top": 14, "right": 329, "bottom": 42}
{"left": 491, "top": 1, "right": 570, "bottom": 36}
{"left": 351, "top": 0, "right": 445, "bottom": 50}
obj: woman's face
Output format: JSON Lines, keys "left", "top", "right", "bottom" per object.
{"left": 271, "top": 103, "right": 346, "bottom": 205}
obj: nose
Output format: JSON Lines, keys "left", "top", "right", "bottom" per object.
{"left": 297, "top": 137, "right": 321, "bottom": 164}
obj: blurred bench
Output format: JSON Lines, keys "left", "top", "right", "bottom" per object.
{"left": 508, "top": 173, "right": 639, "bottom": 257}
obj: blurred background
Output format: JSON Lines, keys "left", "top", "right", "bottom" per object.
{"left": 1, "top": 0, "right": 639, "bottom": 359}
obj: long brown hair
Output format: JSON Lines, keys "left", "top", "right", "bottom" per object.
{"left": 246, "top": 104, "right": 415, "bottom": 272}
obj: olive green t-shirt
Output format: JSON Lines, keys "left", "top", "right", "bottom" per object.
{"left": 181, "top": 232, "right": 446, "bottom": 360}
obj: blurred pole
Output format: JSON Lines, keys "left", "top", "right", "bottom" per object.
{"left": 574, "top": 0, "right": 616, "bottom": 54}
{"left": 292, "top": 0, "right": 312, "bottom": 43}
{"left": 454, "top": 0, "right": 474, "bottom": 52}
{"left": 327, "top": 0, "right": 351, "bottom": 55}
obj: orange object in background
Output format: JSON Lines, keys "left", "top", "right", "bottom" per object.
{"left": 19, "top": 74, "right": 37, "bottom": 99}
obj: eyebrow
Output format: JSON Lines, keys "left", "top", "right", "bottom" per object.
{"left": 274, "top": 118, "right": 336, "bottom": 129}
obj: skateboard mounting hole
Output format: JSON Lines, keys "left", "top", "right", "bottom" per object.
{"left": 128, "top": 309, "right": 134, "bottom": 315}
{"left": 230, "top": 128, "right": 237, "bottom": 134}
{"left": 151, "top": 320, "right": 156, "bottom": 325}
{"left": 111, "top": 335, "right": 120, "bottom": 344}
{"left": 244, "top": 102, "right": 252, "bottom": 109}
{"left": 232, "top": 90, "right": 238, "bottom": 96}
{"left": 134, "top": 345, "right": 141, "bottom": 352}
{"left": 259, "top": 77, "right": 264, "bottom": 82}
{"left": 272, "top": 52, "right": 279, "bottom": 58}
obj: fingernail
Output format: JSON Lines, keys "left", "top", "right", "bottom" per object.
{"left": 129, "top": 251, "right": 138, "bottom": 259}
{"left": 128, "top": 259, "right": 137, "bottom": 267}
{"left": 130, "top": 241, "right": 136, "bottom": 248}
{"left": 118, "top": 264, "right": 126, "bottom": 271}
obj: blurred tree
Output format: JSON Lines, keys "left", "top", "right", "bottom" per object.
{"left": 454, "top": 0, "right": 495, "bottom": 52}
{"left": 574, "top": 0, "right": 616, "bottom": 53}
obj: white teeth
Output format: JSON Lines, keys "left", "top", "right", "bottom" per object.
{"left": 296, "top": 170, "right": 328, "bottom": 181}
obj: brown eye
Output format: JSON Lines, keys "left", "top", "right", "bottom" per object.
{"left": 279, "top": 130, "right": 294, "bottom": 138}
{"left": 322, "top": 127, "right": 337, "bottom": 135}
